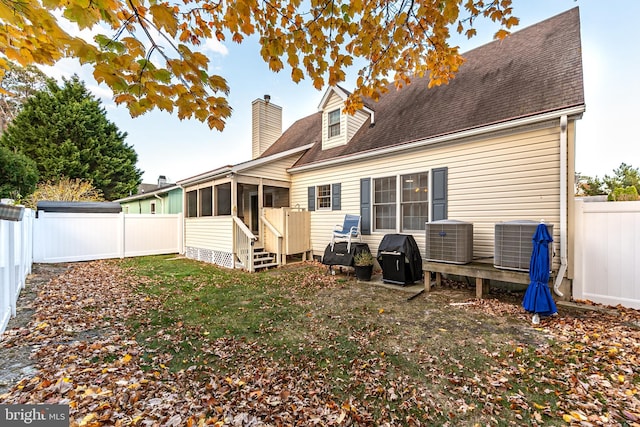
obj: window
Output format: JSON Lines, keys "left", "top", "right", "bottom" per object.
{"left": 186, "top": 190, "right": 198, "bottom": 217}
{"left": 401, "top": 172, "right": 429, "bottom": 231}
{"left": 216, "top": 183, "right": 231, "bottom": 215}
{"left": 373, "top": 176, "right": 396, "bottom": 230}
{"left": 200, "top": 187, "right": 213, "bottom": 216}
{"left": 316, "top": 184, "right": 331, "bottom": 209}
{"left": 328, "top": 109, "right": 340, "bottom": 138}
{"left": 372, "top": 172, "right": 429, "bottom": 231}
{"left": 150, "top": 201, "right": 156, "bottom": 214}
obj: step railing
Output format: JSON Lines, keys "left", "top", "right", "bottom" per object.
{"left": 260, "top": 214, "right": 282, "bottom": 266}
{"left": 233, "top": 216, "right": 256, "bottom": 272}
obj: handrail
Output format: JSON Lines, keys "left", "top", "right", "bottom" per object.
{"left": 233, "top": 216, "right": 257, "bottom": 241}
{"left": 261, "top": 215, "right": 282, "bottom": 238}
{"left": 232, "top": 216, "right": 256, "bottom": 272}
{"left": 261, "top": 215, "right": 282, "bottom": 266}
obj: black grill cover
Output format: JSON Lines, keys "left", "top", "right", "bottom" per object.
{"left": 322, "top": 242, "right": 371, "bottom": 267}
{"left": 376, "top": 234, "right": 423, "bottom": 283}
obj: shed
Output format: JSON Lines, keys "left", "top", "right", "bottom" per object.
{"left": 37, "top": 201, "right": 123, "bottom": 213}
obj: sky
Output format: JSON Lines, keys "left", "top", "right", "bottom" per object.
{"left": 41, "top": 0, "right": 640, "bottom": 184}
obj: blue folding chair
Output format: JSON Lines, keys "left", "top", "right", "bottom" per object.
{"left": 331, "top": 214, "right": 362, "bottom": 252}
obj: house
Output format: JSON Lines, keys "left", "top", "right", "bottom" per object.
{"left": 115, "top": 175, "right": 183, "bottom": 214}
{"left": 178, "top": 7, "right": 585, "bottom": 296}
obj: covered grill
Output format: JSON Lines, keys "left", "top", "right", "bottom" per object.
{"left": 377, "top": 234, "right": 423, "bottom": 285}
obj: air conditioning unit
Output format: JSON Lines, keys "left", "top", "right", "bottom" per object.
{"left": 425, "top": 220, "right": 473, "bottom": 264}
{"left": 494, "top": 220, "right": 553, "bottom": 272}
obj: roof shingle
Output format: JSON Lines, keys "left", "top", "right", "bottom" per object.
{"left": 261, "top": 7, "right": 584, "bottom": 168}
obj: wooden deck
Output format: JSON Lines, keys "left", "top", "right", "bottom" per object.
{"left": 423, "top": 260, "right": 540, "bottom": 299}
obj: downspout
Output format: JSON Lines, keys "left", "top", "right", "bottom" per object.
{"left": 154, "top": 194, "right": 164, "bottom": 214}
{"left": 177, "top": 184, "right": 186, "bottom": 255}
{"left": 553, "top": 115, "right": 568, "bottom": 297}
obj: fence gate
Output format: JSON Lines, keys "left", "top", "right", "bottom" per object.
{"left": 573, "top": 199, "right": 640, "bottom": 309}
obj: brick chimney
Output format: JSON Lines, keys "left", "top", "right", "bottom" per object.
{"left": 252, "top": 95, "right": 282, "bottom": 159}
{"left": 157, "top": 175, "right": 167, "bottom": 187}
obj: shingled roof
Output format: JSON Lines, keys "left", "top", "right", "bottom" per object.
{"left": 261, "top": 7, "right": 584, "bottom": 168}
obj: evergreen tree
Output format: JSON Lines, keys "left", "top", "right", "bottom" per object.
{"left": 0, "top": 145, "right": 39, "bottom": 199}
{"left": 603, "top": 163, "right": 640, "bottom": 195}
{"left": 0, "top": 76, "right": 142, "bottom": 200}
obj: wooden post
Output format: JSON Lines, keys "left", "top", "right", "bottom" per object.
{"left": 424, "top": 270, "right": 431, "bottom": 292}
{"left": 476, "top": 277, "right": 490, "bottom": 299}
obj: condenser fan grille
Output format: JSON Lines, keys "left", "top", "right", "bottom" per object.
{"left": 494, "top": 221, "right": 553, "bottom": 272}
{"left": 425, "top": 220, "right": 473, "bottom": 264}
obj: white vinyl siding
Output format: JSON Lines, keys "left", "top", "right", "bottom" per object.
{"left": 241, "top": 153, "right": 300, "bottom": 182}
{"left": 291, "top": 123, "right": 562, "bottom": 259}
{"left": 185, "top": 217, "right": 234, "bottom": 252}
{"left": 347, "top": 109, "right": 370, "bottom": 142}
{"left": 321, "top": 93, "right": 347, "bottom": 149}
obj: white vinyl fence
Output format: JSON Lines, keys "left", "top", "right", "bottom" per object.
{"left": 573, "top": 199, "right": 640, "bottom": 309}
{"left": 33, "top": 212, "right": 183, "bottom": 263}
{"left": 1, "top": 209, "right": 34, "bottom": 337}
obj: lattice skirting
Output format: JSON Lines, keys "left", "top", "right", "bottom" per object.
{"left": 185, "top": 247, "right": 234, "bottom": 269}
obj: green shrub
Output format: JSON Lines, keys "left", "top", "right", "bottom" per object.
{"left": 608, "top": 186, "right": 639, "bottom": 201}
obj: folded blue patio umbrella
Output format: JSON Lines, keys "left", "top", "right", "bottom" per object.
{"left": 522, "top": 223, "right": 557, "bottom": 317}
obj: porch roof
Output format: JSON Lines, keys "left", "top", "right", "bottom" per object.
{"left": 177, "top": 142, "right": 314, "bottom": 187}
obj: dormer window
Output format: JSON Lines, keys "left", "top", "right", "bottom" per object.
{"left": 328, "top": 109, "right": 341, "bottom": 138}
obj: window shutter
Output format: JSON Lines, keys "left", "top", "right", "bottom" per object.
{"left": 432, "top": 167, "right": 448, "bottom": 221}
{"left": 360, "top": 178, "right": 371, "bottom": 235}
{"left": 332, "top": 183, "right": 341, "bottom": 211}
{"left": 308, "top": 186, "right": 315, "bottom": 211}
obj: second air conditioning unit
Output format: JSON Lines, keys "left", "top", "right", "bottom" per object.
{"left": 425, "top": 220, "right": 473, "bottom": 264}
{"left": 494, "top": 220, "right": 553, "bottom": 272}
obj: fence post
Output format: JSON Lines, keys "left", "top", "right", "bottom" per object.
{"left": 572, "top": 199, "right": 584, "bottom": 301}
{"left": 178, "top": 212, "right": 184, "bottom": 254}
{"left": 8, "top": 222, "right": 17, "bottom": 317}
{"left": 119, "top": 212, "right": 125, "bottom": 258}
{"left": 1, "top": 221, "right": 10, "bottom": 335}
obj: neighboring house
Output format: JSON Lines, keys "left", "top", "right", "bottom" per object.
{"left": 178, "top": 7, "right": 585, "bottom": 295}
{"left": 115, "top": 176, "right": 183, "bottom": 214}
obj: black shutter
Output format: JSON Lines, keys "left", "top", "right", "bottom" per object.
{"left": 308, "top": 186, "right": 315, "bottom": 211}
{"left": 432, "top": 167, "right": 448, "bottom": 221}
{"left": 360, "top": 178, "right": 371, "bottom": 235}
{"left": 332, "top": 183, "right": 341, "bottom": 211}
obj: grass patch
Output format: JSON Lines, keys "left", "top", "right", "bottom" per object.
{"left": 121, "top": 255, "right": 571, "bottom": 424}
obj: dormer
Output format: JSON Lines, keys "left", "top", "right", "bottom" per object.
{"left": 318, "top": 86, "right": 374, "bottom": 151}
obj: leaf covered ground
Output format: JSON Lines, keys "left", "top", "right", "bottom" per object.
{"left": 1, "top": 256, "right": 639, "bottom": 426}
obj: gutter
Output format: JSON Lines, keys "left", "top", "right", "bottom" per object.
{"left": 553, "top": 115, "right": 568, "bottom": 297}
{"left": 288, "top": 105, "right": 585, "bottom": 173}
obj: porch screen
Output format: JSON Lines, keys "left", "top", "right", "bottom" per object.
{"left": 216, "top": 183, "right": 231, "bottom": 216}
{"left": 186, "top": 190, "right": 197, "bottom": 217}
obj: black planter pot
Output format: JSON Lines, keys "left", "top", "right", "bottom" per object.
{"left": 354, "top": 265, "right": 373, "bottom": 281}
